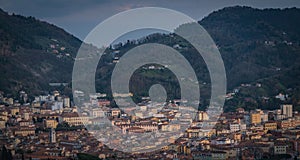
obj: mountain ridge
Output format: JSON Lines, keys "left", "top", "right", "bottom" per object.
{"left": 1, "top": 6, "right": 300, "bottom": 111}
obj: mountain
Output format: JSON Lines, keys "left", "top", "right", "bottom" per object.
{"left": 95, "top": 6, "right": 300, "bottom": 111}
{"left": 200, "top": 6, "right": 300, "bottom": 89}
{"left": 0, "top": 8, "right": 81, "bottom": 96}
{"left": 199, "top": 6, "right": 300, "bottom": 111}
{"left": 1, "top": 6, "right": 300, "bottom": 111}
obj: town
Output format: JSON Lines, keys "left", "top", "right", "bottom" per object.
{"left": 0, "top": 90, "right": 299, "bottom": 160}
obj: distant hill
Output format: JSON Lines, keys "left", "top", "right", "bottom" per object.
{"left": 95, "top": 6, "right": 300, "bottom": 111}
{"left": 200, "top": 6, "right": 300, "bottom": 89}
{"left": 199, "top": 6, "right": 300, "bottom": 111}
{"left": 0, "top": 8, "right": 81, "bottom": 96}
{"left": 1, "top": 6, "right": 300, "bottom": 111}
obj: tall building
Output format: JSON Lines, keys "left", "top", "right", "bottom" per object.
{"left": 49, "top": 128, "right": 56, "bottom": 143}
{"left": 281, "top": 104, "right": 293, "bottom": 118}
{"left": 261, "top": 113, "right": 269, "bottom": 122}
{"left": 250, "top": 113, "right": 261, "bottom": 125}
{"left": 63, "top": 97, "right": 70, "bottom": 108}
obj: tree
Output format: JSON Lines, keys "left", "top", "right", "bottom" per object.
{"left": 56, "top": 122, "right": 70, "bottom": 131}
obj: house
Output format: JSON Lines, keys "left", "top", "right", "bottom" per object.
{"left": 111, "top": 108, "right": 121, "bottom": 117}
{"left": 274, "top": 142, "right": 287, "bottom": 155}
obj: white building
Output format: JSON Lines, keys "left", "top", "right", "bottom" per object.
{"left": 63, "top": 97, "right": 70, "bottom": 108}
{"left": 261, "top": 113, "right": 268, "bottom": 122}
{"left": 49, "top": 128, "right": 56, "bottom": 143}
{"left": 229, "top": 123, "right": 246, "bottom": 132}
{"left": 240, "top": 124, "right": 247, "bottom": 130}
{"left": 229, "top": 123, "right": 240, "bottom": 132}
{"left": 92, "top": 108, "right": 105, "bottom": 117}
{"left": 274, "top": 144, "right": 287, "bottom": 155}
{"left": 281, "top": 104, "right": 293, "bottom": 118}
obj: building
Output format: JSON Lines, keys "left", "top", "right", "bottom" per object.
{"left": 229, "top": 123, "right": 240, "bottom": 132}
{"left": 111, "top": 108, "right": 121, "bottom": 117}
{"left": 250, "top": 113, "right": 261, "bottom": 125}
{"left": 232, "top": 133, "right": 242, "bottom": 142}
{"left": 240, "top": 124, "right": 247, "bottom": 130}
{"left": 278, "top": 119, "right": 294, "bottom": 129}
{"left": 197, "top": 111, "right": 209, "bottom": 121}
{"left": 211, "top": 138, "right": 233, "bottom": 145}
{"left": 91, "top": 108, "right": 105, "bottom": 117}
{"left": 261, "top": 113, "right": 268, "bottom": 122}
{"left": 281, "top": 104, "right": 293, "bottom": 118}
{"left": 274, "top": 142, "right": 287, "bottom": 155}
{"left": 187, "top": 127, "right": 201, "bottom": 138}
{"left": 44, "top": 119, "right": 58, "bottom": 128}
{"left": 19, "top": 120, "right": 33, "bottom": 127}
{"left": 126, "top": 126, "right": 145, "bottom": 133}
{"left": 10, "top": 107, "right": 19, "bottom": 116}
{"left": 14, "top": 127, "right": 35, "bottom": 136}
{"left": 275, "top": 114, "right": 286, "bottom": 120}
{"left": 63, "top": 97, "right": 70, "bottom": 108}
{"left": 49, "top": 128, "right": 56, "bottom": 143}
{"left": 264, "top": 122, "right": 277, "bottom": 131}
{"left": 7, "top": 98, "right": 14, "bottom": 105}
{"left": 22, "top": 112, "right": 30, "bottom": 120}
{"left": 60, "top": 113, "right": 90, "bottom": 126}
{"left": 120, "top": 122, "right": 158, "bottom": 134}
{"left": 0, "top": 113, "right": 8, "bottom": 121}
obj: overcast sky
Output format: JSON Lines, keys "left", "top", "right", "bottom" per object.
{"left": 1, "top": 0, "right": 300, "bottom": 40}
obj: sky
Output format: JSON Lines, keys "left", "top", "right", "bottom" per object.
{"left": 1, "top": 0, "right": 300, "bottom": 41}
